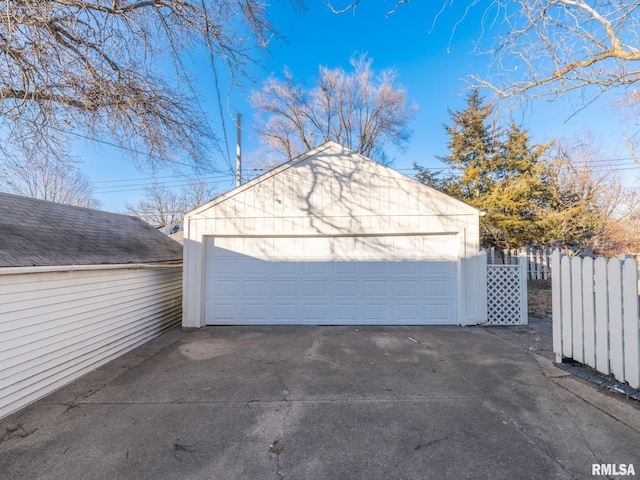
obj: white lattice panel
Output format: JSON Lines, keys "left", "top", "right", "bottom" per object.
{"left": 486, "top": 264, "right": 527, "bottom": 325}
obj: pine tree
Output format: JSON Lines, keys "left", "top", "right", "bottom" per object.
{"left": 417, "top": 91, "right": 551, "bottom": 250}
{"left": 477, "top": 122, "right": 550, "bottom": 250}
{"left": 439, "top": 89, "right": 498, "bottom": 200}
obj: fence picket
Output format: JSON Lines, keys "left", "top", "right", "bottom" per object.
{"left": 554, "top": 251, "right": 640, "bottom": 388}
{"left": 607, "top": 258, "right": 625, "bottom": 381}
{"left": 536, "top": 249, "right": 543, "bottom": 280}
{"left": 552, "top": 250, "right": 563, "bottom": 363}
{"left": 622, "top": 258, "right": 640, "bottom": 389}
{"left": 593, "top": 257, "right": 610, "bottom": 375}
{"left": 483, "top": 245, "right": 552, "bottom": 280}
{"left": 571, "top": 257, "right": 584, "bottom": 364}
{"left": 582, "top": 257, "right": 596, "bottom": 369}
{"left": 561, "top": 255, "right": 573, "bottom": 358}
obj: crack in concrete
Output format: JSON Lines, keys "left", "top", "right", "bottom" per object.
{"left": 306, "top": 354, "right": 342, "bottom": 368}
{"left": 0, "top": 424, "right": 38, "bottom": 445}
{"left": 413, "top": 432, "right": 451, "bottom": 451}
{"left": 438, "top": 354, "right": 583, "bottom": 479}
{"left": 270, "top": 353, "right": 294, "bottom": 480}
{"left": 172, "top": 441, "right": 198, "bottom": 462}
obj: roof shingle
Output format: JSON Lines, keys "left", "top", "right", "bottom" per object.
{"left": 0, "top": 192, "right": 183, "bottom": 267}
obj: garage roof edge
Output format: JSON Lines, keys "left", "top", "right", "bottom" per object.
{"left": 186, "top": 141, "right": 480, "bottom": 218}
{"left": 186, "top": 142, "right": 338, "bottom": 218}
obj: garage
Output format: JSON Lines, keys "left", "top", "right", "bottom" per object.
{"left": 183, "top": 142, "right": 485, "bottom": 327}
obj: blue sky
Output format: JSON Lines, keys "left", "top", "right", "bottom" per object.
{"left": 80, "top": 1, "right": 640, "bottom": 213}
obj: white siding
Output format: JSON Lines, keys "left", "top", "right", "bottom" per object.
{"left": 0, "top": 266, "right": 182, "bottom": 419}
{"left": 183, "top": 142, "right": 482, "bottom": 327}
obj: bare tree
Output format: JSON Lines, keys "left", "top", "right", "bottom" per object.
{"left": 181, "top": 179, "right": 218, "bottom": 214}
{"left": 1, "top": 153, "right": 100, "bottom": 208}
{"left": 0, "top": 0, "right": 277, "bottom": 170}
{"left": 542, "top": 133, "right": 640, "bottom": 255}
{"left": 251, "top": 54, "right": 416, "bottom": 164}
{"left": 126, "top": 179, "right": 217, "bottom": 226}
{"left": 464, "top": 1, "right": 640, "bottom": 105}
{"left": 324, "top": 1, "right": 409, "bottom": 17}
{"left": 328, "top": 2, "right": 640, "bottom": 109}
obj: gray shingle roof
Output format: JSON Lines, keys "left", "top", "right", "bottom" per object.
{"left": 0, "top": 192, "right": 183, "bottom": 267}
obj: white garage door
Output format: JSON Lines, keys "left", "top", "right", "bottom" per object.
{"left": 204, "top": 235, "right": 459, "bottom": 325}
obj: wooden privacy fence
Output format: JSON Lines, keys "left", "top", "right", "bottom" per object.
{"left": 483, "top": 246, "right": 552, "bottom": 280}
{"left": 551, "top": 250, "right": 640, "bottom": 389}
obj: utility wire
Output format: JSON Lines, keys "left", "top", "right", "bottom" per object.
{"left": 95, "top": 175, "right": 231, "bottom": 194}
{"left": 157, "top": 11, "right": 236, "bottom": 178}
{"left": 56, "top": 126, "right": 232, "bottom": 175}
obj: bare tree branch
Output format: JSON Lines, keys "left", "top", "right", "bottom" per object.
{"left": 251, "top": 54, "right": 416, "bottom": 164}
{"left": 125, "top": 179, "right": 217, "bottom": 225}
{"left": 324, "top": 0, "right": 409, "bottom": 18}
{"left": 462, "top": 1, "right": 640, "bottom": 105}
{"left": 332, "top": 1, "right": 640, "bottom": 110}
{"left": 0, "top": 0, "right": 276, "bottom": 169}
{"left": 543, "top": 131, "right": 640, "bottom": 254}
{"left": 1, "top": 149, "right": 101, "bottom": 208}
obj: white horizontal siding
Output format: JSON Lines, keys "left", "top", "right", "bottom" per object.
{"left": 0, "top": 266, "right": 182, "bottom": 419}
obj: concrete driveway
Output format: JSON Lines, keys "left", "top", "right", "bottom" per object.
{"left": 1, "top": 326, "right": 639, "bottom": 479}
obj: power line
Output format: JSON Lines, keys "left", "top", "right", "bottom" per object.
{"left": 156, "top": 12, "right": 234, "bottom": 178}
{"left": 95, "top": 176, "right": 230, "bottom": 194}
{"left": 92, "top": 173, "right": 196, "bottom": 184}
{"left": 55, "top": 126, "right": 233, "bottom": 176}
{"left": 92, "top": 174, "right": 228, "bottom": 190}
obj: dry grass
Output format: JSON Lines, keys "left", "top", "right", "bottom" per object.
{"left": 528, "top": 280, "right": 552, "bottom": 320}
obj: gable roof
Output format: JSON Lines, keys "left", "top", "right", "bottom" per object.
{"left": 0, "top": 192, "right": 183, "bottom": 267}
{"left": 187, "top": 141, "right": 478, "bottom": 218}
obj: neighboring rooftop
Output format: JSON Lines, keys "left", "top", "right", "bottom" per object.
{"left": 0, "top": 192, "right": 183, "bottom": 267}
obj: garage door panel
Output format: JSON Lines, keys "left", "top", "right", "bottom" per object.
{"left": 274, "top": 262, "right": 297, "bottom": 274}
{"left": 364, "top": 262, "right": 388, "bottom": 274}
{"left": 395, "top": 280, "right": 418, "bottom": 297}
{"left": 335, "top": 281, "right": 358, "bottom": 296}
{"left": 207, "top": 302, "right": 237, "bottom": 320}
{"left": 426, "top": 304, "right": 451, "bottom": 321}
{"left": 335, "top": 304, "right": 358, "bottom": 320}
{"left": 304, "top": 262, "right": 329, "bottom": 274}
{"left": 207, "top": 279, "right": 238, "bottom": 296}
{"left": 304, "top": 304, "right": 327, "bottom": 319}
{"left": 243, "top": 280, "right": 270, "bottom": 297}
{"left": 303, "top": 280, "right": 328, "bottom": 296}
{"left": 244, "top": 304, "right": 268, "bottom": 319}
{"left": 365, "top": 281, "right": 387, "bottom": 296}
{"left": 365, "top": 305, "right": 388, "bottom": 320}
{"left": 335, "top": 262, "right": 358, "bottom": 275}
{"left": 244, "top": 260, "right": 269, "bottom": 274}
{"left": 208, "top": 257, "right": 237, "bottom": 274}
{"left": 395, "top": 304, "right": 419, "bottom": 321}
{"left": 273, "top": 304, "right": 297, "bottom": 320}
{"left": 424, "top": 281, "right": 452, "bottom": 297}
{"left": 423, "top": 261, "right": 454, "bottom": 275}
{"left": 205, "top": 235, "right": 458, "bottom": 325}
{"left": 274, "top": 281, "right": 297, "bottom": 296}
{"left": 393, "top": 262, "right": 418, "bottom": 275}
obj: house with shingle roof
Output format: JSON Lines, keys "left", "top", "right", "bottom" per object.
{"left": 0, "top": 192, "right": 183, "bottom": 419}
{"left": 0, "top": 191, "right": 183, "bottom": 267}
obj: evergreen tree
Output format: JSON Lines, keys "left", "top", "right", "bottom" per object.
{"left": 439, "top": 89, "right": 498, "bottom": 200}
{"left": 476, "top": 123, "right": 550, "bottom": 250}
{"left": 417, "top": 91, "right": 550, "bottom": 251}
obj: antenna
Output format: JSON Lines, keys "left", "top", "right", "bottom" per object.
{"left": 235, "top": 113, "right": 242, "bottom": 187}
